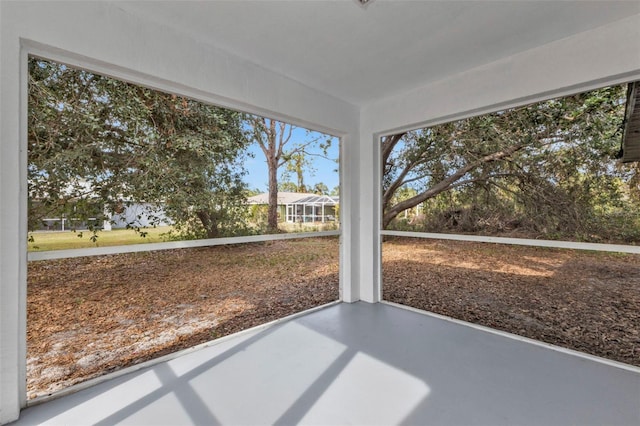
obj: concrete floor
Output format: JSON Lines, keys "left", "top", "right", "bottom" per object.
{"left": 13, "top": 302, "right": 640, "bottom": 425}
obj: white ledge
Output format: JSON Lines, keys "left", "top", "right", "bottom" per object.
{"left": 381, "top": 230, "right": 640, "bottom": 254}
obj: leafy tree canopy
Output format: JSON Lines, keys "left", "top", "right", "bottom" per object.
{"left": 29, "top": 57, "right": 252, "bottom": 240}
{"left": 383, "top": 84, "right": 640, "bottom": 243}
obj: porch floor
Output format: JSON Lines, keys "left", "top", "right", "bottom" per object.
{"left": 13, "top": 302, "right": 640, "bottom": 425}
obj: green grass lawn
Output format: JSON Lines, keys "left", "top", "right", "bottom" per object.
{"left": 28, "top": 222, "right": 339, "bottom": 252}
{"left": 28, "top": 226, "right": 173, "bottom": 251}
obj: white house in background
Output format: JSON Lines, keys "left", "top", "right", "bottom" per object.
{"left": 247, "top": 192, "right": 339, "bottom": 223}
{"left": 34, "top": 203, "right": 172, "bottom": 232}
{"left": 103, "top": 202, "right": 172, "bottom": 231}
{"left": 28, "top": 179, "right": 173, "bottom": 231}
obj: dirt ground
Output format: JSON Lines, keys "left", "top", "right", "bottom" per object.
{"left": 28, "top": 236, "right": 640, "bottom": 399}
{"left": 27, "top": 238, "right": 340, "bottom": 399}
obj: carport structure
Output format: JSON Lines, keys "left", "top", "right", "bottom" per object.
{"left": 1, "top": 1, "right": 639, "bottom": 424}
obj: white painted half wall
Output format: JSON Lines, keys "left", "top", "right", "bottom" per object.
{"left": 0, "top": 2, "right": 359, "bottom": 422}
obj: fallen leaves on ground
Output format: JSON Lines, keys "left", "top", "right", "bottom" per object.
{"left": 27, "top": 238, "right": 339, "bottom": 399}
{"left": 383, "top": 237, "right": 640, "bottom": 367}
{"left": 28, "top": 236, "right": 640, "bottom": 400}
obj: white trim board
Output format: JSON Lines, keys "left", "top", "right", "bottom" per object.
{"left": 381, "top": 230, "right": 640, "bottom": 254}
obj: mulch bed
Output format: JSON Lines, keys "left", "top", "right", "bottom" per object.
{"left": 27, "top": 236, "right": 640, "bottom": 399}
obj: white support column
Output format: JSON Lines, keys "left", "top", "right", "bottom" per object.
{"left": 339, "top": 130, "right": 360, "bottom": 303}
{"left": 354, "top": 114, "right": 381, "bottom": 303}
{"left": 0, "top": 8, "right": 27, "bottom": 421}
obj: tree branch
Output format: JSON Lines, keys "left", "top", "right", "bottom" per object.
{"left": 383, "top": 143, "right": 526, "bottom": 227}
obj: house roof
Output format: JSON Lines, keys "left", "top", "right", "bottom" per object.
{"left": 248, "top": 192, "right": 316, "bottom": 205}
{"left": 247, "top": 192, "right": 338, "bottom": 205}
{"left": 621, "top": 81, "right": 640, "bottom": 163}
{"left": 290, "top": 195, "right": 339, "bottom": 205}
{"left": 115, "top": 1, "right": 637, "bottom": 106}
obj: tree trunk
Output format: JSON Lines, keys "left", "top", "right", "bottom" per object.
{"left": 196, "top": 210, "right": 220, "bottom": 238}
{"left": 294, "top": 155, "right": 305, "bottom": 192}
{"left": 252, "top": 117, "right": 293, "bottom": 233}
{"left": 267, "top": 158, "right": 279, "bottom": 232}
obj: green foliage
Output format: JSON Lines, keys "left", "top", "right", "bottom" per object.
{"left": 383, "top": 84, "right": 640, "bottom": 243}
{"left": 28, "top": 57, "right": 252, "bottom": 240}
{"left": 278, "top": 181, "right": 299, "bottom": 192}
{"left": 312, "top": 182, "right": 329, "bottom": 195}
{"left": 281, "top": 151, "right": 313, "bottom": 192}
{"left": 249, "top": 117, "right": 334, "bottom": 231}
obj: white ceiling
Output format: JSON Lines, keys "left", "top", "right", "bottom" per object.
{"left": 117, "top": 1, "right": 639, "bottom": 106}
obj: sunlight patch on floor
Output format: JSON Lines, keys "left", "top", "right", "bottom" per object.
{"left": 299, "top": 352, "right": 430, "bottom": 425}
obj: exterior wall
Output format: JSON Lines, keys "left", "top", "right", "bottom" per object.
{"left": 285, "top": 204, "right": 338, "bottom": 223}
{"left": 357, "top": 14, "right": 640, "bottom": 302}
{"left": 109, "top": 203, "right": 172, "bottom": 229}
{"left": 0, "top": 2, "right": 359, "bottom": 422}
